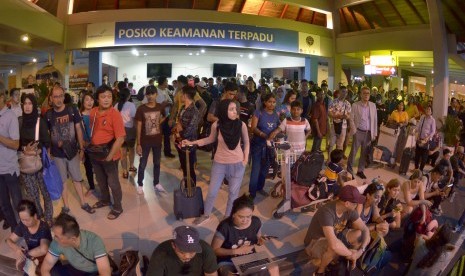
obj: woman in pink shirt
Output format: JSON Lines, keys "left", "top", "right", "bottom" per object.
{"left": 183, "top": 99, "right": 249, "bottom": 225}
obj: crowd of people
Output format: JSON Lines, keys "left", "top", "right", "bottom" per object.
{"left": 0, "top": 74, "right": 464, "bottom": 275}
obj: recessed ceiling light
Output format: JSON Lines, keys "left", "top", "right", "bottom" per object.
{"left": 262, "top": 52, "right": 268, "bottom": 57}
{"left": 455, "top": 80, "right": 458, "bottom": 84}
{"left": 9, "top": 69, "right": 13, "bottom": 74}
{"left": 240, "top": 54, "right": 243, "bottom": 58}
{"left": 200, "top": 49, "right": 205, "bottom": 53}
{"left": 32, "top": 58, "right": 37, "bottom": 62}
{"left": 410, "top": 62, "right": 414, "bottom": 67}
{"left": 131, "top": 49, "right": 139, "bottom": 56}
{"left": 196, "top": 52, "right": 200, "bottom": 56}
{"left": 21, "top": 34, "right": 29, "bottom": 42}
{"left": 248, "top": 53, "right": 254, "bottom": 59}
{"left": 431, "top": 70, "right": 434, "bottom": 74}
{"left": 143, "top": 53, "right": 147, "bottom": 56}
{"left": 189, "top": 53, "right": 193, "bottom": 56}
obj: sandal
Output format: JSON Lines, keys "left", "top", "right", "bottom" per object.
{"left": 81, "top": 203, "right": 96, "bottom": 214}
{"left": 129, "top": 167, "right": 137, "bottom": 173}
{"left": 107, "top": 209, "right": 123, "bottom": 220}
{"left": 92, "top": 201, "right": 110, "bottom": 209}
{"left": 122, "top": 171, "right": 129, "bottom": 179}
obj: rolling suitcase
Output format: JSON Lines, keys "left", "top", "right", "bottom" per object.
{"left": 399, "top": 147, "right": 414, "bottom": 175}
{"left": 173, "top": 146, "right": 204, "bottom": 220}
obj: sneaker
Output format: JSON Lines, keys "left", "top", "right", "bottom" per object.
{"left": 453, "top": 225, "right": 462, "bottom": 233}
{"left": 61, "top": 206, "right": 70, "bottom": 214}
{"left": 137, "top": 186, "right": 144, "bottom": 195}
{"left": 257, "top": 190, "right": 269, "bottom": 197}
{"left": 165, "top": 153, "right": 176, "bottom": 158}
{"left": 154, "top": 184, "right": 167, "bottom": 193}
{"left": 356, "top": 171, "right": 367, "bottom": 179}
{"left": 193, "top": 215, "right": 211, "bottom": 225}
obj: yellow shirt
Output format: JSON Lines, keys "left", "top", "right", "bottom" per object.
{"left": 390, "top": 110, "right": 409, "bottom": 124}
{"left": 405, "top": 105, "right": 420, "bottom": 119}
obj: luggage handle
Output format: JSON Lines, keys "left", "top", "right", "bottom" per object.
{"left": 180, "top": 145, "right": 195, "bottom": 197}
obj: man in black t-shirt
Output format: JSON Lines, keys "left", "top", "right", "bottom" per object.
{"left": 147, "top": 226, "right": 218, "bottom": 276}
{"left": 304, "top": 185, "right": 370, "bottom": 276}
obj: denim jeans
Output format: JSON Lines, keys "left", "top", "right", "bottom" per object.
{"left": 91, "top": 160, "right": 123, "bottom": 212}
{"left": 205, "top": 161, "right": 245, "bottom": 216}
{"left": 0, "top": 172, "right": 22, "bottom": 230}
{"left": 176, "top": 146, "right": 197, "bottom": 185}
{"left": 138, "top": 144, "right": 162, "bottom": 186}
{"left": 249, "top": 140, "right": 269, "bottom": 198}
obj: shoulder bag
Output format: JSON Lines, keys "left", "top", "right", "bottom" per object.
{"left": 18, "top": 118, "right": 43, "bottom": 174}
{"left": 42, "top": 147, "right": 63, "bottom": 201}
{"left": 85, "top": 110, "right": 115, "bottom": 160}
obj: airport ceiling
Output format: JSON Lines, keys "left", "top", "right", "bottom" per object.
{"left": 1, "top": 0, "right": 464, "bottom": 83}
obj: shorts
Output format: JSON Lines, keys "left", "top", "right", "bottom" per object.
{"left": 123, "top": 127, "right": 136, "bottom": 148}
{"left": 305, "top": 229, "right": 351, "bottom": 259}
{"left": 54, "top": 155, "right": 83, "bottom": 183}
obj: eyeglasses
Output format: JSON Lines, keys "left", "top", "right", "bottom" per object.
{"left": 52, "top": 94, "right": 64, "bottom": 99}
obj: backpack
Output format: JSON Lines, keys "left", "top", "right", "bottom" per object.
{"left": 291, "top": 151, "right": 324, "bottom": 186}
{"left": 119, "top": 250, "right": 142, "bottom": 276}
{"left": 357, "top": 231, "right": 389, "bottom": 274}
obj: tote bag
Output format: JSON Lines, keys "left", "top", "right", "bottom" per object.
{"left": 42, "top": 147, "right": 63, "bottom": 201}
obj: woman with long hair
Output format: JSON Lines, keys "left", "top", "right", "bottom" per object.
{"left": 276, "top": 89, "right": 297, "bottom": 121}
{"left": 183, "top": 99, "right": 249, "bottom": 225}
{"left": 115, "top": 87, "right": 137, "bottom": 179}
{"left": 378, "top": 178, "right": 402, "bottom": 229}
{"left": 359, "top": 182, "right": 390, "bottom": 236}
{"left": 248, "top": 93, "right": 280, "bottom": 199}
{"left": 400, "top": 170, "right": 432, "bottom": 218}
{"left": 79, "top": 91, "right": 96, "bottom": 195}
{"left": 211, "top": 194, "right": 279, "bottom": 276}
{"left": 18, "top": 93, "right": 53, "bottom": 226}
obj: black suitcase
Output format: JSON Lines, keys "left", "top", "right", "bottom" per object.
{"left": 173, "top": 146, "right": 204, "bottom": 220}
{"left": 399, "top": 147, "right": 414, "bottom": 175}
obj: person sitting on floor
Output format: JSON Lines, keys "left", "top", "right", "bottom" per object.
{"left": 40, "top": 213, "right": 112, "bottom": 276}
{"left": 304, "top": 185, "right": 370, "bottom": 276}
{"left": 324, "top": 149, "right": 348, "bottom": 196}
{"left": 399, "top": 170, "right": 432, "bottom": 218}
{"left": 423, "top": 167, "right": 446, "bottom": 216}
{"left": 359, "top": 183, "right": 390, "bottom": 237}
{"left": 378, "top": 179, "right": 403, "bottom": 229}
{"left": 147, "top": 225, "right": 218, "bottom": 275}
{"left": 210, "top": 194, "right": 279, "bottom": 276}
{"left": 6, "top": 200, "right": 52, "bottom": 274}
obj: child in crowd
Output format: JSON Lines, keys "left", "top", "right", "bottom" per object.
{"left": 135, "top": 85, "right": 167, "bottom": 195}
{"left": 277, "top": 101, "right": 311, "bottom": 156}
{"left": 324, "top": 149, "right": 346, "bottom": 196}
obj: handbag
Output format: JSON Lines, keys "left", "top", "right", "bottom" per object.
{"left": 85, "top": 110, "right": 115, "bottom": 160}
{"left": 18, "top": 118, "right": 43, "bottom": 174}
{"left": 42, "top": 147, "right": 64, "bottom": 201}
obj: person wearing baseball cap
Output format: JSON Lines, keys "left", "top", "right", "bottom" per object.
{"left": 304, "top": 185, "right": 370, "bottom": 276}
{"left": 147, "top": 225, "right": 218, "bottom": 275}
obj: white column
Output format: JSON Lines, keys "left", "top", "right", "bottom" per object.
{"left": 427, "top": 0, "right": 449, "bottom": 120}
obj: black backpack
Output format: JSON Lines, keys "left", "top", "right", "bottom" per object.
{"left": 291, "top": 151, "right": 324, "bottom": 186}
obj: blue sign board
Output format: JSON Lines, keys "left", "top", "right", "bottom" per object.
{"left": 115, "top": 21, "right": 298, "bottom": 52}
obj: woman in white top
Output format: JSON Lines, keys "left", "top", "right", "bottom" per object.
{"left": 400, "top": 169, "right": 432, "bottom": 219}
{"left": 115, "top": 88, "right": 136, "bottom": 179}
{"left": 183, "top": 99, "right": 249, "bottom": 225}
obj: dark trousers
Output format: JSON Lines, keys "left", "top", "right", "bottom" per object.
{"left": 176, "top": 146, "right": 197, "bottom": 186}
{"left": 91, "top": 160, "right": 123, "bottom": 212}
{"left": 51, "top": 262, "right": 98, "bottom": 276}
{"left": 249, "top": 140, "right": 269, "bottom": 198}
{"left": 414, "top": 145, "right": 429, "bottom": 171}
{"left": 430, "top": 194, "right": 443, "bottom": 210}
{"left": 427, "top": 151, "right": 440, "bottom": 167}
{"left": 137, "top": 144, "right": 162, "bottom": 186}
{"left": 311, "top": 136, "right": 323, "bottom": 152}
{"left": 162, "top": 119, "right": 172, "bottom": 155}
{"left": 83, "top": 152, "right": 95, "bottom": 190}
{"left": 0, "top": 173, "right": 22, "bottom": 230}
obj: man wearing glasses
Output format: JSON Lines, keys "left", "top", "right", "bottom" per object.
{"left": 147, "top": 226, "right": 218, "bottom": 275}
{"left": 304, "top": 185, "right": 370, "bottom": 276}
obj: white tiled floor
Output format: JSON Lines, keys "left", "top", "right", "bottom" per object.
{"left": 0, "top": 145, "right": 415, "bottom": 266}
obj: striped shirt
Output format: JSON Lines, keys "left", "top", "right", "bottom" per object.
{"left": 279, "top": 117, "right": 311, "bottom": 155}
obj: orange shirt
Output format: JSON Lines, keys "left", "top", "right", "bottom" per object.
{"left": 89, "top": 107, "right": 126, "bottom": 160}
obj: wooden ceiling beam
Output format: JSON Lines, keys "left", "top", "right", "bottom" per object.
{"left": 114, "top": 0, "right": 119, "bottom": 9}
{"left": 359, "top": 4, "right": 375, "bottom": 29}
{"left": 404, "top": 0, "right": 425, "bottom": 24}
{"left": 371, "top": 1, "right": 390, "bottom": 27}
{"left": 93, "top": 0, "right": 98, "bottom": 10}
{"left": 348, "top": 7, "right": 361, "bottom": 31}
{"left": 192, "top": 0, "right": 195, "bottom": 9}
{"left": 296, "top": 7, "right": 303, "bottom": 21}
{"left": 340, "top": 8, "right": 351, "bottom": 32}
{"left": 310, "top": 10, "right": 316, "bottom": 24}
{"left": 141, "top": 0, "right": 146, "bottom": 8}
{"left": 258, "top": 0, "right": 266, "bottom": 15}
{"left": 386, "top": 0, "right": 406, "bottom": 25}
{"left": 216, "top": 0, "right": 222, "bottom": 10}
{"left": 240, "top": 0, "right": 247, "bottom": 13}
{"left": 163, "top": 0, "right": 169, "bottom": 8}
{"left": 442, "top": 1, "right": 465, "bottom": 31}
{"left": 280, "top": 4, "right": 288, "bottom": 19}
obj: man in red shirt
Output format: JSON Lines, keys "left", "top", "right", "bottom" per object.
{"left": 311, "top": 88, "right": 327, "bottom": 152}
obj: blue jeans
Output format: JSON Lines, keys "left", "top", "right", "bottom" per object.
{"left": 0, "top": 172, "right": 22, "bottom": 230}
{"left": 137, "top": 144, "right": 162, "bottom": 186}
{"left": 312, "top": 136, "right": 323, "bottom": 152}
{"left": 205, "top": 161, "right": 246, "bottom": 216}
{"left": 249, "top": 140, "right": 269, "bottom": 198}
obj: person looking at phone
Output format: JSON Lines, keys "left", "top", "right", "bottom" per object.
{"left": 359, "top": 183, "right": 390, "bottom": 237}
{"left": 304, "top": 185, "right": 370, "bottom": 276}
{"left": 422, "top": 167, "right": 446, "bottom": 216}
{"left": 211, "top": 194, "right": 279, "bottom": 276}
{"left": 6, "top": 200, "right": 52, "bottom": 274}
{"left": 378, "top": 179, "right": 403, "bottom": 229}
